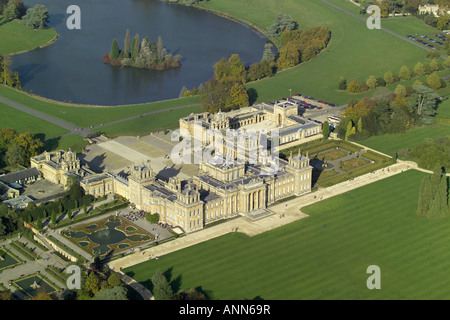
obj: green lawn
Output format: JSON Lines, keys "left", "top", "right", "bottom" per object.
{"left": 124, "top": 170, "right": 450, "bottom": 299}
{"left": 100, "top": 105, "right": 203, "bottom": 137}
{"left": 0, "top": 85, "right": 200, "bottom": 127}
{"left": 0, "top": 102, "right": 68, "bottom": 139}
{"left": 437, "top": 98, "right": 450, "bottom": 120}
{"left": 42, "top": 134, "right": 88, "bottom": 154}
{"left": 198, "top": 0, "right": 433, "bottom": 105}
{"left": 0, "top": 19, "right": 57, "bottom": 55}
{"left": 358, "top": 123, "right": 450, "bottom": 156}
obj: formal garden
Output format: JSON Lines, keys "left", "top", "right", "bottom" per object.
{"left": 62, "top": 215, "right": 155, "bottom": 257}
{"left": 0, "top": 247, "right": 21, "bottom": 271}
{"left": 281, "top": 138, "right": 393, "bottom": 188}
{"left": 10, "top": 273, "right": 59, "bottom": 299}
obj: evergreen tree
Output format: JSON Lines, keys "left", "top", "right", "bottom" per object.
{"left": 51, "top": 210, "right": 56, "bottom": 225}
{"left": 110, "top": 39, "right": 120, "bottom": 60}
{"left": 414, "top": 85, "right": 439, "bottom": 124}
{"left": 438, "top": 174, "right": 449, "bottom": 217}
{"left": 179, "top": 86, "right": 188, "bottom": 98}
{"left": 322, "top": 121, "right": 330, "bottom": 139}
{"left": 36, "top": 217, "right": 42, "bottom": 229}
{"left": 124, "top": 29, "right": 130, "bottom": 58}
{"left": 417, "top": 176, "right": 430, "bottom": 216}
{"left": 338, "top": 76, "right": 347, "bottom": 90}
{"left": 157, "top": 36, "right": 164, "bottom": 61}
{"left": 131, "top": 34, "right": 140, "bottom": 61}
{"left": 357, "top": 117, "right": 363, "bottom": 133}
{"left": 151, "top": 270, "right": 174, "bottom": 300}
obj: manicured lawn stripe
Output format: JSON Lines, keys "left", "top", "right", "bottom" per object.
{"left": 125, "top": 170, "right": 450, "bottom": 299}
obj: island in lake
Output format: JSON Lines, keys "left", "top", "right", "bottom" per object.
{"left": 103, "top": 29, "right": 181, "bottom": 71}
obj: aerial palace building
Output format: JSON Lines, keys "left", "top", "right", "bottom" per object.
{"left": 32, "top": 101, "right": 319, "bottom": 233}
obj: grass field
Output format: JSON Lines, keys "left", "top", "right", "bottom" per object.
{"left": 358, "top": 123, "right": 450, "bottom": 156}
{"left": 0, "top": 85, "right": 201, "bottom": 127}
{"left": 100, "top": 105, "right": 203, "bottom": 137}
{"left": 437, "top": 98, "right": 450, "bottom": 120}
{"left": 0, "top": 102, "right": 68, "bottom": 139}
{"left": 42, "top": 134, "right": 88, "bottom": 154}
{"left": 198, "top": 0, "right": 434, "bottom": 105}
{"left": 0, "top": 19, "right": 57, "bottom": 55}
{"left": 124, "top": 170, "right": 450, "bottom": 299}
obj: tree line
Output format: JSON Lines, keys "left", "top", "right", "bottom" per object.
{"left": 340, "top": 57, "right": 450, "bottom": 94}
{"left": 0, "top": 54, "right": 20, "bottom": 88}
{"left": 336, "top": 84, "right": 441, "bottom": 141}
{"left": 0, "top": 128, "right": 43, "bottom": 170}
{"left": 103, "top": 29, "right": 181, "bottom": 71}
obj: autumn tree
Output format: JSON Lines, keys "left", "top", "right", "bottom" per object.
{"left": 383, "top": 71, "right": 395, "bottom": 84}
{"left": 347, "top": 80, "right": 361, "bottom": 93}
{"left": 414, "top": 62, "right": 426, "bottom": 77}
{"left": 398, "top": 65, "right": 411, "bottom": 81}
{"left": 226, "top": 82, "right": 249, "bottom": 110}
{"left": 343, "top": 97, "right": 376, "bottom": 123}
{"left": 366, "top": 75, "right": 378, "bottom": 89}
{"left": 426, "top": 72, "right": 442, "bottom": 91}
{"left": 276, "top": 42, "right": 299, "bottom": 70}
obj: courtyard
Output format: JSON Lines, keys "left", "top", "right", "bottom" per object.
{"left": 80, "top": 132, "right": 198, "bottom": 181}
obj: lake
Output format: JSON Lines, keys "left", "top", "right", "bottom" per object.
{"left": 12, "top": 0, "right": 268, "bottom": 106}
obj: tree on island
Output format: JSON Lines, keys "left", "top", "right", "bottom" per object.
{"left": 110, "top": 39, "right": 120, "bottom": 60}
{"left": 103, "top": 31, "right": 181, "bottom": 71}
